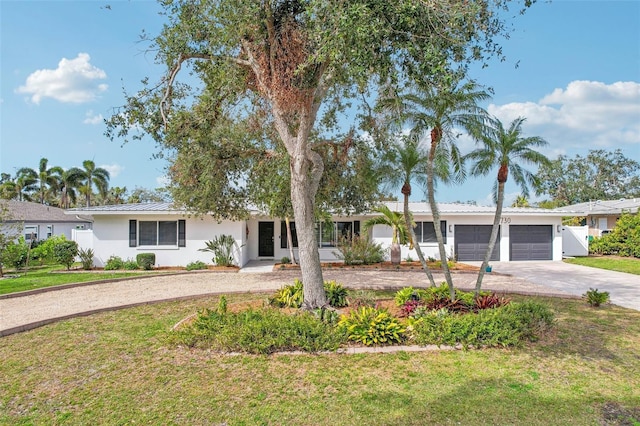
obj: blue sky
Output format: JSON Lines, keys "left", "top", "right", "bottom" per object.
{"left": 1, "top": 0, "right": 639, "bottom": 206}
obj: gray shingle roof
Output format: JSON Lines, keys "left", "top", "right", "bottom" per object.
{"left": 556, "top": 198, "right": 640, "bottom": 215}
{"left": 2, "top": 200, "right": 93, "bottom": 223}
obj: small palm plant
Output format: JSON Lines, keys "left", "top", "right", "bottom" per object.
{"left": 363, "top": 205, "right": 409, "bottom": 265}
{"left": 199, "top": 235, "right": 238, "bottom": 267}
{"left": 583, "top": 288, "right": 610, "bottom": 307}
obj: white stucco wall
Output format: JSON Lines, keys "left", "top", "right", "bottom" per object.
{"left": 90, "top": 214, "right": 246, "bottom": 267}
{"left": 371, "top": 213, "right": 564, "bottom": 262}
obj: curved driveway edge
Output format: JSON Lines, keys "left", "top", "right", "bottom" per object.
{"left": 1, "top": 269, "right": 574, "bottom": 337}
{"left": 489, "top": 261, "right": 640, "bottom": 311}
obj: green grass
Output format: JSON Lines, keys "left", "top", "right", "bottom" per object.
{"left": 564, "top": 256, "right": 640, "bottom": 275}
{"left": 1, "top": 292, "right": 638, "bottom": 425}
{"left": 0, "top": 265, "right": 159, "bottom": 295}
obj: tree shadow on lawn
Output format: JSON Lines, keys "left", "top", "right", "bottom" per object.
{"left": 421, "top": 377, "right": 639, "bottom": 426}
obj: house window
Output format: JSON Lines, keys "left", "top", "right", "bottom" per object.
{"left": 280, "top": 221, "right": 298, "bottom": 249}
{"left": 25, "top": 226, "right": 38, "bottom": 241}
{"left": 317, "top": 221, "right": 360, "bottom": 248}
{"left": 47, "top": 225, "right": 53, "bottom": 239}
{"left": 414, "top": 221, "right": 447, "bottom": 244}
{"left": 129, "top": 220, "right": 186, "bottom": 247}
{"left": 281, "top": 221, "right": 360, "bottom": 248}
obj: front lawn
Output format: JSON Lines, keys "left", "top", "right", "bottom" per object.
{"left": 0, "top": 265, "right": 158, "bottom": 295}
{"left": 1, "top": 292, "right": 638, "bottom": 425}
{"left": 564, "top": 256, "right": 640, "bottom": 275}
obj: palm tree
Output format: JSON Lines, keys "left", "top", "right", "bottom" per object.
{"left": 466, "top": 116, "right": 550, "bottom": 294}
{"left": 13, "top": 168, "right": 38, "bottom": 201}
{"left": 401, "top": 80, "right": 490, "bottom": 299}
{"left": 58, "top": 168, "right": 84, "bottom": 209}
{"left": 36, "top": 158, "right": 64, "bottom": 204}
{"left": 385, "top": 136, "right": 436, "bottom": 285}
{"left": 363, "top": 205, "right": 408, "bottom": 265}
{"left": 78, "top": 160, "right": 110, "bottom": 207}
{"left": 511, "top": 194, "right": 530, "bottom": 208}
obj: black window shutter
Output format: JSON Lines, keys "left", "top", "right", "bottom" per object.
{"left": 178, "top": 220, "right": 186, "bottom": 247}
{"left": 353, "top": 220, "right": 360, "bottom": 236}
{"left": 280, "top": 221, "right": 287, "bottom": 249}
{"left": 441, "top": 221, "right": 447, "bottom": 244}
{"left": 129, "top": 220, "right": 137, "bottom": 247}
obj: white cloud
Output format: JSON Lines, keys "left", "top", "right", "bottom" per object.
{"left": 83, "top": 110, "right": 103, "bottom": 125}
{"left": 16, "top": 53, "right": 108, "bottom": 104}
{"left": 487, "top": 80, "right": 640, "bottom": 152}
{"left": 100, "top": 164, "right": 123, "bottom": 178}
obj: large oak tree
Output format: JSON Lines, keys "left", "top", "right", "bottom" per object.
{"left": 106, "top": 0, "right": 535, "bottom": 309}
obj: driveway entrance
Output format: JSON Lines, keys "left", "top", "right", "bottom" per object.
{"left": 490, "top": 261, "right": 640, "bottom": 311}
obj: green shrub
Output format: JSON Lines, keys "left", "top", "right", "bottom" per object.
{"left": 324, "top": 280, "right": 349, "bottom": 308}
{"left": 269, "top": 279, "right": 304, "bottom": 308}
{"left": 589, "top": 212, "right": 640, "bottom": 257}
{"left": 177, "top": 307, "right": 345, "bottom": 354}
{"left": 280, "top": 256, "right": 291, "bottom": 264}
{"left": 312, "top": 307, "right": 340, "bottom": 325}
{"left": 338, "top": 306, "right": 405, "bottom": 346}
{"left": 409, "top": 301, "right": 554, "bottom": 348}
{"left": 53, "top": 240, "right": 79, "bottom": 270}
{"left": 583, "top": 288, "right": 610, "bottom": 307}
{"left": 4, "top": 238, "right": 30, "bottom": 270}
{"left": 123, "top": 259, "right": 139, "bottom": 270}
{"left": 394, "top": 287, "right": 428, "bottom": 306}
{"left": 78, "top": 248, "right": 95, "bottom": 270}
{"left": 136, "top": 253, "right": 156, "bottom": 270}
{"left": 30, "top": 235, "right": 67, "bottom": 264}
{"left": 186, "top": 260, "right": 208, "bottom": 271}
{"left": 104, "top": 255, "right": 125, "bottom": 270}
{"left": 333, "top": 235, "right": 385, "bottom": 265}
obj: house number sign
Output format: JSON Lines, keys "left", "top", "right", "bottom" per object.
{"left": 501, "top": 217, "right": 512, "bottom": 224}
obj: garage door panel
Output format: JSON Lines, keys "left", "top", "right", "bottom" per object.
{"left": 510, "top": 225, "right": 552, "bottom": 261}
{"left": 455, "top": 225, "right": 500, "bottom": 262}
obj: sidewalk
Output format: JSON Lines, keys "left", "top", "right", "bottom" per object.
{"left": 0, "top": 269, "right": 571, "bottom": 337}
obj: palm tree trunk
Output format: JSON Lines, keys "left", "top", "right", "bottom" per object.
{"left": 475, "top": 180, "right": 506, "bottom": 294}
{"left": 426, "top": 139, "right": 455, "bottom": 299}
{"left": 403, "top": 190, "right": 436, "bottom": 287}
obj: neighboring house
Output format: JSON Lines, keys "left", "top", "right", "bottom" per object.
{"left": 557, "top": 198, "right": 640, "bottom": 236}
{"left": 2, "top": 200, "right": 93, "bottom": 242}
{"left": 66, "top": 201, "right": 567, "bottom": 268}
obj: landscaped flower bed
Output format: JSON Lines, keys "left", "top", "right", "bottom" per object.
{"left": 172, "top": 281, "right": 555, "bottom": 354}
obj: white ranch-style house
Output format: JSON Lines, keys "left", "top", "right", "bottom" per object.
{"left": 66, "top": 201, "right": 568, "bottom": 268}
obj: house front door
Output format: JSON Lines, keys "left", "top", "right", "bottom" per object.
{"left": 258, "top": 222, "right": 274, "bottom": 257}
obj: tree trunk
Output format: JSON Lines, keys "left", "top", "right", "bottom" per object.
{"left": 290, "top": 152, "right": 327, "bottom": 310}
{"left": 475, "top": 180, "right": 505, "bottom": 294}
{"left": 390, "top": 242, "right": 401, "bottom": 265}
{"left": 403, "top": 189, "right": 436, "bottom": 286}
{"left": 285, "top": 216, "right": 297, "bottom": 265}
{"left": 426, "top": 144, "right": 455, "bottom": 299}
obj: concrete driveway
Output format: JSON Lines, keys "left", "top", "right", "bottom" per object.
{"left": 489, "top": 261, "right": 640, "bottom": 311}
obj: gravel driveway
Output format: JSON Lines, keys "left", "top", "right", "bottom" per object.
{"left": 0, "top": 269, "right": 571, "bottom": 337}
